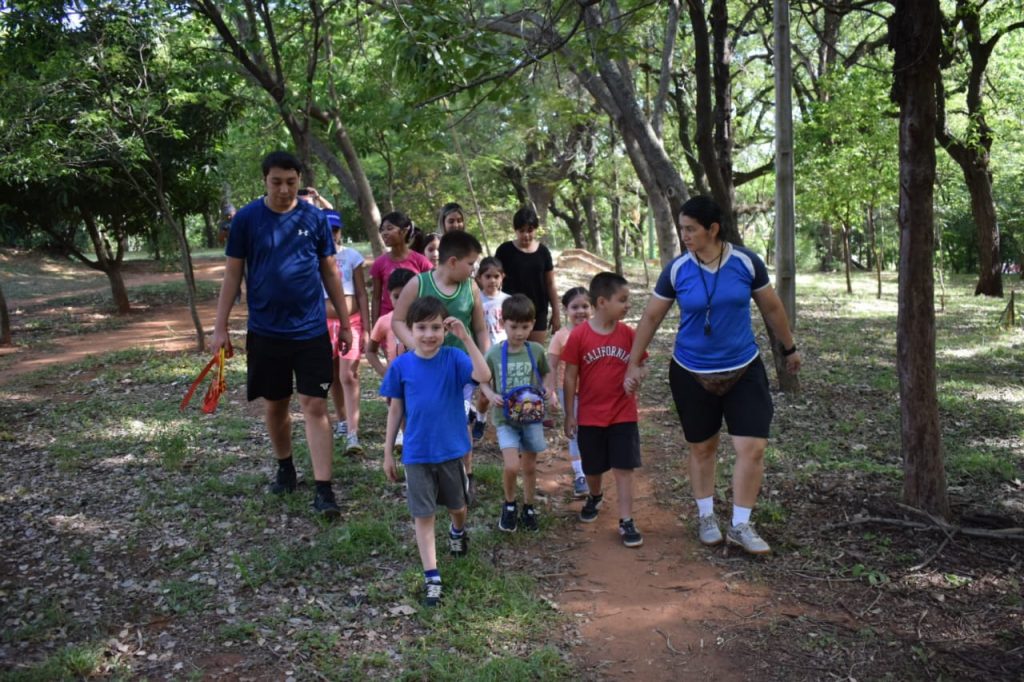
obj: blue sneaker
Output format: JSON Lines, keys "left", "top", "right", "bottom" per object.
{"left": 471, "top": 419, "right": 486, "bottom": 443}
{"left": 573, "top": 475, "right": 589, "bottom": 498}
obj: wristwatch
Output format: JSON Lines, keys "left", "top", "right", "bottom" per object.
{"left": 782, "top": 344, "right": 798, "bottom": 357}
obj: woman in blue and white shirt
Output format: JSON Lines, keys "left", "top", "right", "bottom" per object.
{"left": 624, "top": 196, "right": 801, "bottom": 555}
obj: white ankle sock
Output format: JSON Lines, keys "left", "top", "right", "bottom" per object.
{"left": 732, "top": 505, "right": 752, "bottom": 527}
{"left": 571, "top": 459, "right": 584, "bottom": 477}
{"left": 696, "top": 496, "right": 714, "bottom": 518}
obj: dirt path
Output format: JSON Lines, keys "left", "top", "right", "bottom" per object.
{"left": 1, "top": 257, "right": 795, "bottom": 680}
{"left": 0, "top": 260, "right": 237, "bottom": 385}
{"left": 532, "top": 422, "right": 797, "bottom": 680}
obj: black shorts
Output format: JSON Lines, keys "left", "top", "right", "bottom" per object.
{"left": 669, "top": 356, "right": 773, "bottom": 443}
{"left": 577, "top": 422, "right": 642, "bottom": 475}
{"left": 246, "top": 331, "right": 332, "bottom": 401}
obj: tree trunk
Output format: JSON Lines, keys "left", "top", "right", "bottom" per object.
{"left": 868, "top": 204, "right": 882, "bottom": 299}
{"left": 160, "top": 204, "right": 205, "bottom": 352}
{"left": 81, "top": 212, "right": 130, "bottom": 314}
{"left": 687, "top": 0, "right": 738, "bottom": 241}
{"left": 611, "top": 195, "right": 623, "bottom": 275}
{"left": 174, "top": 218, "right": 205, "bottom": 352}
{"left": 0, "top": 284, "right": 11, "bottom": 346}
{"left": 962, "top": 163, "right": 1002, "bottom": 296}
{"left": 890, "top": 0, "right": 949, "bottom": 518}
{"left": 842, "top": 222, "right": 853, "bottom": 294}
{"left": 581, "top": 194, "right": 601, "bottom": 255}
{"left": 621, "top": 130, "right": 679, "bottom": 266}
{"left": 202, "top": 211, "right": 216, "bottom": 249}
{"left": 549, "top": 200, "right": 586, "bottom": 250}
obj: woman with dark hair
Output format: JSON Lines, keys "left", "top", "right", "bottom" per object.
{"left": 624, "top": 196, "right": 801, "bottom": 556}
{"left": 494, "top": 207, "right": 561, "bottom": 343}
{"left": 369, "top": 211, "right": 433, "bottom": 326}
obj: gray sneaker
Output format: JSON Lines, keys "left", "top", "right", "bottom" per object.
{"left": 344, "top": 433, "right": 364, "bottom": 456}
{"left": 726, "top": 522, "right": 771, "bottom": 555}
{"left": 698, "top": 515, "right": 723, "bottom": 546}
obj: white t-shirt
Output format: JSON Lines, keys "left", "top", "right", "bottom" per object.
{"left": 481, "top": 291, "right": 511, "bottom": 345}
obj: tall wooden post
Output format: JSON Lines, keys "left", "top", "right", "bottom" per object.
{"left": 772, "top": 0, "right": 800, "bottom": 392}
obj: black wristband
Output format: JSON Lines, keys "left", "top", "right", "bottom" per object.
{"left": 782, "top": 344, "right": 798, "bottom": 357}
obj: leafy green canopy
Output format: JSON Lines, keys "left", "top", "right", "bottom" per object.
{"left": 0, "top": 1, "right": 239, "bottom": 254}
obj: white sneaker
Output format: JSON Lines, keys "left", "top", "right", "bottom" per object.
{"left": 698, "top": 515, "right": 723, "bottom": 546}
{"left": 727, "top": 522, "right": 771, "bottom": 555}
{"left": 344, "top": 433, "right": 363, "bottom": 456}
{"left": 333, "top": 421, "right": 347, "bottom": 439}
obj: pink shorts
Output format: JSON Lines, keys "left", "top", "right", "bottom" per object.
{"left": 328, "top": 313, "right": 363, "bottom": 361}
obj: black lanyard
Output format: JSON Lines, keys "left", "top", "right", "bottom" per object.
{"left": 697, "top": 243, "right": 725, "bottom": 336}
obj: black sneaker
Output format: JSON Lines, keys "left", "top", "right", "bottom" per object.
{"left": 269, "top": 467, "right": 296, "bottom": 495}
{"left": 465, "top": 475, "right": 476, "bottom": 508}
{"left": 498, "top": 501, "right": 518, "bottom": 533}
{"left": 520, "top": 504, "right": 540, "bottom": 532}
{"left": 579, "top": 494, "right": 602, "bottom": 523}
{"left": 619, "top": 518, "right": 643, "bottom": 548}
{"left": 448, "top": 529, "right": 469, "bottom": 556}
{"left": 424, "top": 580, "right": 442, "bottom": 607}
{"left": 312, "top": 489, "right": 340, "bottom": 520}
{"left": 471, "top": 419, "right": 486, "bottom": 443}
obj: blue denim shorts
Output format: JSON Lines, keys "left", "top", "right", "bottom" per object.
{"left": 496, "top": 421, "right": 547, "bottom": 453}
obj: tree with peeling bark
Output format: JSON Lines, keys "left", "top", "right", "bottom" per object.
{"left": 889, "top": 0, "right": 950, "bottom": 518}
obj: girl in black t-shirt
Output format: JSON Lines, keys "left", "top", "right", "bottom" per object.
{"left": 494, "top": 207, "right": 561, "bottom": 343}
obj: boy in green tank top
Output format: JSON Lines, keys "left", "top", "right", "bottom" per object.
{"left": 393, "top": 230, "right": 489, "bottom": 503}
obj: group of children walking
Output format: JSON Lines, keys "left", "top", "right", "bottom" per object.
{"left": 353, "top": 225, "right": 647, "bottom": 606}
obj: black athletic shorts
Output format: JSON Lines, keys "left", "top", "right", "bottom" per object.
{"left": 576, "top": 422, "right": 642, "bottom": 475}
{"left": 668, "top": 356, "right": 773, "bottom": 443}
{"left": 246, "top": 331, "right": 332, "bottom": 401}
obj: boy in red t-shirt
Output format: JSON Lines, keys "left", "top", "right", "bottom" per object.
{"left": 562, "top": 272, "right": 648, "bottom": 548}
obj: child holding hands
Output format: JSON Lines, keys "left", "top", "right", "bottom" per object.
{"left": 562, "top": 273, "right": 647, "bottom": 548}
{"left": 380, "top": 297, "right": 490, "bottom": 607}
{"left": 547, "top": 286, "right": 593, "bottom": 498}
{"left": 480, "top": 294, "right": 553, "bottom": 533}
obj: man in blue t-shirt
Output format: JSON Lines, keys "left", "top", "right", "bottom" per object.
{"left": 211, "top": 151, "right": 352, "bottom": 519}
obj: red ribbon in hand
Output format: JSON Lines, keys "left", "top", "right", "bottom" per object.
{"left": 180, "top": 341, "right": 234, "bottom": 414}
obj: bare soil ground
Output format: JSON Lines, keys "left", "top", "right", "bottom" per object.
{"left": 2, "top": 250, "right": 1022, "bottom": 680}
{"left": 1, "top": 257, "right": 227, "bottom": 380}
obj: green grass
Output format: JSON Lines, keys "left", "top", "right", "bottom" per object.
{"left": 2, "top": 266, "right": 1022, "bottom": 680}
{"left": 0, "top": 645, "right": 113, "bottom": 681}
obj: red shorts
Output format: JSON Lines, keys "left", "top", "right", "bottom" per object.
{"left": 327, "top": 313, "right": 362, "bottom": 361}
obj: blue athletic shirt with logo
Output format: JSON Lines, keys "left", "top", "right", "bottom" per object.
{"left": 379, "top": 347, "right": 474, "bottom": 464}
{"left": 226, "top": 198, "right": 336, "bottom": 340}
{"left": 653, "top": 243, "right": 770, "bottom": 373}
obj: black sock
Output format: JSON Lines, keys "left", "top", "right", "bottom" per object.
{"left": 277, "top": 457, "right": 295, "bottom": 474}
{"left": 591, "top": 493, "right": 603, "bottom": 502}
{"left": 314, "top": 480, "right": 332, "bottom": 496}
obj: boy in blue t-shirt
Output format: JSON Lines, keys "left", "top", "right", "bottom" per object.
{"left": 380, "top": 297, "right": 490, "bottom": 607}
